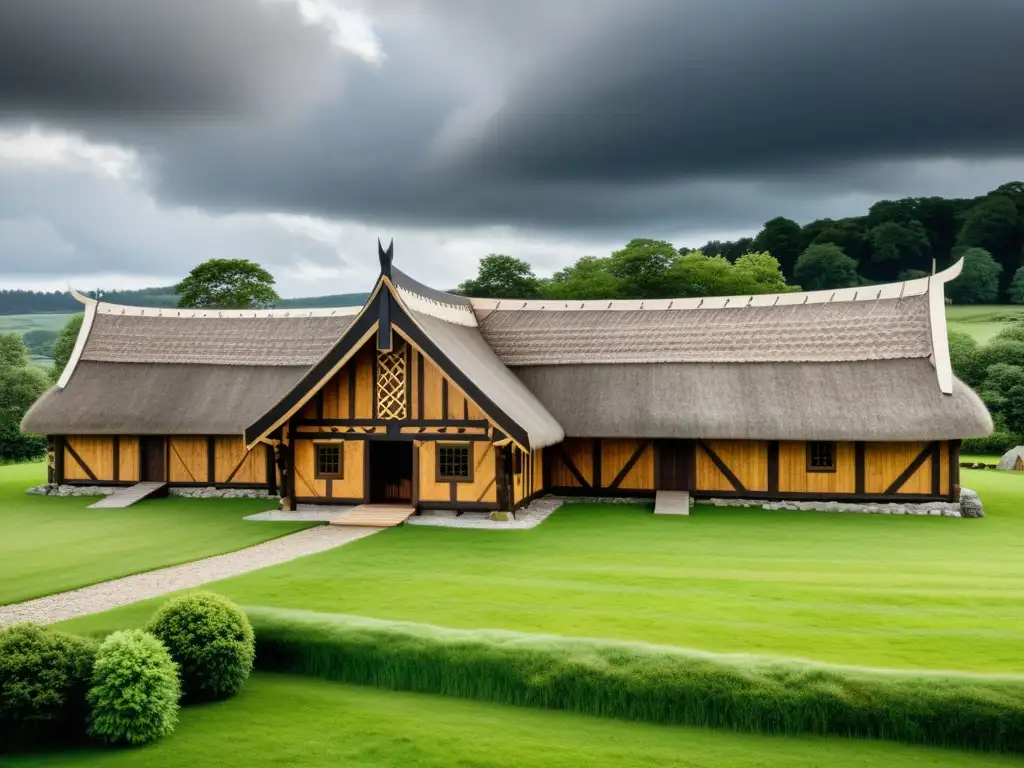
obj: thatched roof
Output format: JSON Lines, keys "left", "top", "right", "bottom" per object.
{"left": 411, "top": 311, "right": 564, "bottom": 447}
{"left": 514, "top": 360, "right": 992, "bottom": 441}
{"left": 477, "top": 295, "right": 931, "bottom": 365}
{"left": 997, "top": 447, "right": 1024, "bottom": 471}
{"left": 22, "top": 256, "right": 991, "bottom": 445}
{"left": 23, "top": 361, "right": 305, "bottom": 435}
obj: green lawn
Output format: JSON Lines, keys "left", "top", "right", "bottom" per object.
{"left": 0, "top": 463, "right": 316, "bottom": 605}
{"left": 59, "top": 466, "right": 1024, "bottom": 674}
{"left": 5, "top": 673, "right": 1018, "bottom": 768}
{"left": 946, "top": 304, "right": 1024, "bottom": 343}
{"left": 0, "top": 312, "right": 77, "bottom": 335}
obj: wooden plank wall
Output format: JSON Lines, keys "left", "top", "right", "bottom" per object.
{"left": 546, "top": 438, "right": 655, "bottom": 492}
{"left": 214, "top": 438, "right": 269, "bottom": 485}
{"left": 63, "top": 436, "right": 116, "bottom": 481}
{"left": 292, "top": 439, "right": 364, "bottom": 500}
{"left": 118, "top": 438, "right": 139, "bottom": 482}
{"left": 169, "top": 437, "right": 208, "bottom": 483}
{"left": 418, "top": 440, "right": 497, "bottom": 504}
{"left": 697, "top": 440, "right": 769, "bottom": 492}
{"left": 777, "top": 441, "right": 856, "bottom": 494}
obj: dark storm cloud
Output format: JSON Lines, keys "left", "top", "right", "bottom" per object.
{"left": 0, "top": 0, "right": 337, "bottom": 120}
{"left": 467, "top": 0, "right": 1024, "bottom": 182}
{"left": 2, "top": 0, "right": 1024, "bottom": 248}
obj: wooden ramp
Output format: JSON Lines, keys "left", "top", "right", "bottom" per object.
{"left": 89, "top": 482, "right": 168, "bottom": 509}
{"left": 654, "top": 490, "right": 691, "bottom": 516}
{"left": 330, "top": 504, "right": 415, "bottom": 528}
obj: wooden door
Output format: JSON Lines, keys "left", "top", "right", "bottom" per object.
{"left": 657, "top": 440, "right": 693, "bottom": 491}
{"left": 141, "top": 437, "right": 166, "bottom": 482}
{"left": 496, "top": 446, "right": 513, "bottom": 511}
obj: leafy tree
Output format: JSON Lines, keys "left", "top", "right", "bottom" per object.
{"left": 457, "top": 254, "right": 541, "bottom": 299}
{"left": 606, "top": 239, "right": 678, "bottom": 298}
{"left": 0, "top": 333, "right": 29, "bottom": 370}
{"left": 956, "top": 195, "right": 1023, "bottom": 295}
{"left": 867, "top": 221, "right": 931, "bottom": 270}
{"left": 793, "top": 243, "right": 859, "bottom": 291}
{"left": 668, "top": 252, "right": 738, "bottom": 297}
{"left": 1009, "top": 267, "right": 1024, "bottom": 305}
{"left": 946, "top": 248, "right": 1002, "bottom": 305}
{"left": 752, "top": 217, "right": 803, "bottom": 278}
{"left": 897, "top": 269, "right": 929, "bottom": 281}
{"left": 541, "top": 256, "right": 622, "bottom": 300}
{"left": 50, "top": 314, "right": 83, "bottom": 384}
{"left": 0, "top": 363, "right": 48, "bottom": 462}
{"left": 802, "top": 219, "right": 869, "bottom": 266}
{"left": 947, "top": 331, "right": 986, "bottom": 387}
{"left": 22, "top": 330, "right": 57, "bottom": 359}
{"left": 731, "top": 251, "right": 793, "bottom": 294}
{"left": 175, "top": 259, "right": 280, "bottom": 309}
{"left": 689, "top": 237, "right": 754, "bottom": 262}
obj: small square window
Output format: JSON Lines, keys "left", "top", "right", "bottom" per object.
{"left": 807, "top": 441, "right": 836, "bottom": 472}
{"left": 316, "top": 444, "right": 343, "bottom": 478}
{"left": 437, "top": 443, "right": 473, "bottom": 482}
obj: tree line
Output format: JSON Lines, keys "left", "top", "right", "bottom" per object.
{"left": 456, "top": 181, "right": 1024, "bottom": 303}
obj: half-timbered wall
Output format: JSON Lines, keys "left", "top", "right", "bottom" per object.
{"left": 418, "top": 440, "right": 498, "bottom": 506}
{"left": 544, "top": 438, "right": 957, "bottom": 501}
{"left": 59, "top": 435, "right": 267, "bottom": 487}
{"left": 293, "top": 439, "right": 364, "bottom": 501}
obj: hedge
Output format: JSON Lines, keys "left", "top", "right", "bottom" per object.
{"left": 245, "top": 606, "right": 1024, "bottom": 753}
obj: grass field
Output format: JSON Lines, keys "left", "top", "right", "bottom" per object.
{"left": 946, "top": 304, "right": 1024, "bottom": 343}
{"left": 0, "top": 312, "right": 77, "bottom": 335}
{"left": 57, "top": 466, "right": 1024, "bottom": 674}
{"left": 5, "top": 673, "right": 1018, "bottom": 768}
{"left": 0, "top": 463, "right": 316, "bottom": 605}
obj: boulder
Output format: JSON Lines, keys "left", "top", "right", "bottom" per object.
{"left": 960, "top": 488, "right": 984, "bottom": 518}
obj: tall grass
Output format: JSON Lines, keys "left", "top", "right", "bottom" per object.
{"left": 246, "top": 606, "right": 1024, "bottom": 753}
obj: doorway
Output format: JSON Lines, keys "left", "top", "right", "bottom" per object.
{"left": 369, "top": 441, "right": 414, "bottom": 504}
{"left": 140, "top": 436, "right": 166, "bottom": 482}
{"left": 657, "top": 439, "right": 693, "bottom": 491}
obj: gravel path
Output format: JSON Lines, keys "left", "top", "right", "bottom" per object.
{"left": 0, "top": 525, "right": 381, "bottom": 627}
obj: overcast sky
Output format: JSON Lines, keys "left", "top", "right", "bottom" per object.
{"left": 2, "top": 0, "right": 1023, "bottom": 297}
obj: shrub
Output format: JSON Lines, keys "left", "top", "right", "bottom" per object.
{"left": 0, "top": 623, "right": 97, "bottom": 749}
{"left": 147, "top": 592, "right": 254, "bottom": 702}
{"left": 87, "top": 630, "right": 179, "bottom": 745}
{"left": 246, "top": 606, "right": 1024, "bottom": 754}
{"left": 963, "top": 431, "right": 1021, "bottom": 457}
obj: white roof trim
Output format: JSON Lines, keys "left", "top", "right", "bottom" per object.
{"left": 470, "top": 265, "right": 969, "bottom": 313}
{"left": 395, "top": 284, "right": 478, "bottom": 327}
{"left": 928, "top": 257, "right": 963, "bottom": 395}
{"left": 56, "top": 290, "right": 98, "bottom": 389}
{"left": 92, "top": 302, "right": 362, "bottom": 318}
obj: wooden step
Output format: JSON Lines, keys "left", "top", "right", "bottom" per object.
{"left": 330, "top": 504, "right": 415, "bottom": 528}
{"left": 89, "top": 482, "right": 168, "bottom": 509}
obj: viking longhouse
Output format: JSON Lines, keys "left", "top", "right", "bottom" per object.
{"left": 22, "top": 245, "right": 992, "bottom": 511}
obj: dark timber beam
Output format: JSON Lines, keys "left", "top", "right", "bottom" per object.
{"left": 608, "top": 440, "right": 651, "bottom": 490}
{"left": 930, "top": 442, "right": 942, "bottom": 498}
{"left": 207, "top": 436, "right": 216, "bottom": 484}
{"left": 884, "top": 442, "right": 936, "bottom": 495}
{"left": 112, "top": 437, "right": 120, "bottom": 482}
{"left": 377, "top": 287, "right": 392, "bottom": 351}
{"left": 949, "top": 439, "right": 961, "bottom": 501}
{"left": 557, "top": 445, "right": 591, "bottom": 489}
{"left": 854, "top": 441, "right": 866, "bottom": 495}
{"left": 697, "top": 440, "right": 746, "bottom": 493}
{"left": 64, "top": 439, "right": 97, "bottom": 481}
{"left": 767, "top": 440, "right": 779, "bottom": 495}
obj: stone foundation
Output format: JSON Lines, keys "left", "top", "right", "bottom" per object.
{"left": 169, "top": 487, "right": 279, "bottom": 500}
{"left": 26, "top": 483, "right": 278, "bottom": 501}
{"left": 26, "top": 483, "right": 118, "bottom": 497}
{"left": 704, "top": 488, "right": 983, "bottom": 518}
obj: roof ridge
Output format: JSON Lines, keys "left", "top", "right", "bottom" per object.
{"left": 469, "top": 258, "right": 965, "bottom": 313}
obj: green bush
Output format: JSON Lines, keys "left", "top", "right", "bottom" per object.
{"left": 87, "top": 630, "right": 179, "bottom": 746}
{"left": 0, "top": 623, "right": 97, "bottom": 749}
{"left": 147, "top": 592, "right": 254, "bottom": 702}
{"left": 245, "top": 606, "right": 1024, "bottom": 754}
